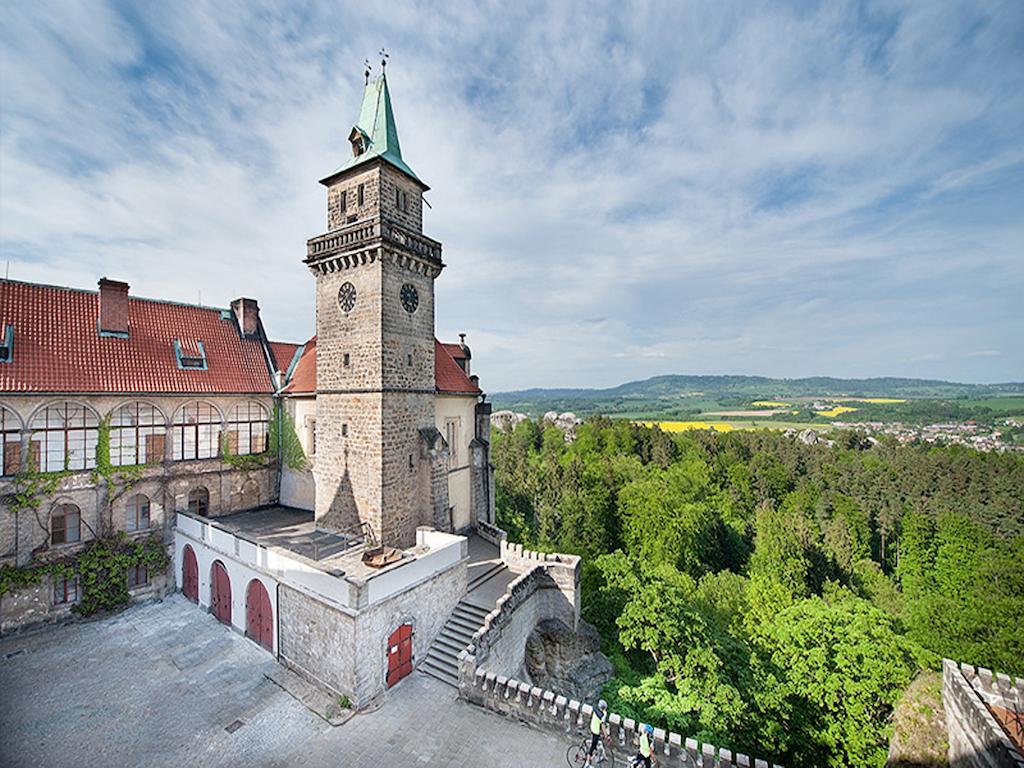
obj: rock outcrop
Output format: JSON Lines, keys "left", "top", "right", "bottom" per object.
{"left": 523, "top": 618, "right": 613, "bottom": 702}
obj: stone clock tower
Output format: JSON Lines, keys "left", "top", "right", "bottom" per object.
{"left": 305, "top": 70, "right": 448, "bottom": 548}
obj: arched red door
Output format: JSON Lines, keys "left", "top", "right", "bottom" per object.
{"left": 210, "top": 561, "right": 231, "bottom": 625}
{"left": 245, "top": 579, "right": 273, "bottom": 651}
{"left": 182, "top": 545, "right": 198, "bottom": 603}
{"left": 386, "top": 623, "right": 414, "bottom": 688}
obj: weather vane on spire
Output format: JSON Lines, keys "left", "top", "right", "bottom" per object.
{"left": 364, "top": 58, "right": 371, "bottom": 85}
{"left": 380, "top": 48, "right": 389, "bottom": 71}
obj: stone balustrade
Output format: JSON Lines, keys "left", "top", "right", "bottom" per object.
{"left": 305, "top": 218, "right": 442, "bottom": 263}
{"left": 458, "top": 667, "right": 781, "bottom": 768}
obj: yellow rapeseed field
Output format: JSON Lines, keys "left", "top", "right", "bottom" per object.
{"left": 639, "top": 421, "right": 735, "bottom": 432}
{"left": 752, "top": 400, "right": 790, "bottom": 407}
{"left": 861, "top": 398, "right": 906, "bottom": 404}
{"left": 816, "top": 405, "right": 858, "bottom": 418}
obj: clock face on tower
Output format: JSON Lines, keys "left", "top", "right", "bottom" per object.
{"left": 400, "top": 283, "right": 419, "bottom": 314}
{"left": 338, "top": 281, "right": 356, "bottom": 313}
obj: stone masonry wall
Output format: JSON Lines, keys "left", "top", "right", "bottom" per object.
{"left": 943, "top": 659, "right": 1024, "bottom": 768}
{"left": 277, "top": 551, "right": 467, "bottom": 708}
{"left": 0, "top": 393, "right": 276, "bottom": 634}
{"left": 459, "top": 669, "right": 781, "bottom": 768}
{"left": 278, "top": 583, "right": 358, "bottom": 699}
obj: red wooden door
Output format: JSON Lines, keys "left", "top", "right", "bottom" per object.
{"left": 386, "top": 623, "right": 414, "bottom": 688}
{"left": 211, "top": 561, "right": 231, "bottom": 625}
{"left": 182, "top": 545, "right": 198, "bottom": 603}
{"left": 246, "top": 579, "right": 273, "bottom": 651}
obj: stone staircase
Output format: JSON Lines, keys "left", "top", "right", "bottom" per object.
{"left": 421, "top": 598, "right": 492, "bottom": 686}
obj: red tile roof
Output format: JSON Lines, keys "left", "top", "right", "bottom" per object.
{"left": 441, "top": 342, "right": 466, "bottom": 360}
{"left": 281, "top": 336, "right": 481, "bottom": 396}
{"left": 434, "top": 339, "right": 481, "bottom": 395}
{"left": 0, "top": 280, "right": 275, "bottom": 394}
{"left": 282, "top": 337, "right": 317, "bottom": 394}
{"left": 268, "top": 341, "right": 302, "bottom": 374}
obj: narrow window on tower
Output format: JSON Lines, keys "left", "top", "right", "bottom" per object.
{"left": 408, "top": 454, "right": 414, "bottom": 469}
{"left": 358, "top": 184, "right": 365, "bottom": 207}
{"left": 402, "top": 191, "right": 408, "bottom": 212}
{"left": 339, "top": 190, "right": 347, "bottom": 213}
{"left": 343, "top": 352, "right": 350, "bottom": 367}
{"left": 395, "top": 188, "right": 401, "bottom": 208}
{"left": 342, "top": 424, "right": 348, "bottom": 438}
{"left": 407, "top": 353, "right": 413, "bottom": 367}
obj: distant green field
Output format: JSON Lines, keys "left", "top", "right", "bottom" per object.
{"left": 957, "top": 396, "right": 1024, "bottom": 415}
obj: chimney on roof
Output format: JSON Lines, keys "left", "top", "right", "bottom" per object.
{"left": 231, "top": 297, "right": 260, "bottom": 338}
{"left": 97, "top": 278, "right": 129, "bottom": 336}
{"left": 458, "top": 332, "right": 471, "bottom": 375}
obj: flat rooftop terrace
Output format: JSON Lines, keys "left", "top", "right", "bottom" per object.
{"left": 194, "top": 506, "right": 465, "bottom": 584}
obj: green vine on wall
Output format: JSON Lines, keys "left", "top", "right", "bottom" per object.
{"left": 218, "top": 405, "right": 306, "bottom": 472}
{"left": 90, "top": 415, "right": 146, "bottom": 500}
{"left": 271, "top": 404, "right": 307, "bottom": 471}
{"left": 0, "top": 532, "right": 169, "bottom": 615}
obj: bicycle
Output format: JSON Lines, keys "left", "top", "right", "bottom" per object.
{"left": 566, "top": 733, "right": 614, "bottom": 767}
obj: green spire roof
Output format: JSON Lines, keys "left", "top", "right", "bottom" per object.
{"left": 321, "top": 73, "right": 424, "bottom": 186}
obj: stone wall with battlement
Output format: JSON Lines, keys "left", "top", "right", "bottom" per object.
{"left": 458, "top": 668, "right": 781, "bottom": 768}
{"left": 943, "top": 659, "right": 1024, "bottom": 768}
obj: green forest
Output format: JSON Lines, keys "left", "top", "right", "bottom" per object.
{"left": 492, "top": 418, "right": 1024, "bottom": 768}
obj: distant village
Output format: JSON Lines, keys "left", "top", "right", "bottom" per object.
{"left": 492, "top": 410, "right": 1024, "bottom": 454}
{"left": 831, "top": 418, "right": 1024, "bottom": 453}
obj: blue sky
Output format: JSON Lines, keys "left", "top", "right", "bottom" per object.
{"left": 1, "top": 1, "right": 1022, "bottom": 390}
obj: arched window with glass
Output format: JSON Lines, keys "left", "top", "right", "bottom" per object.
{"left": 226, "top": 401, "right": 269, "bottom": 456}
{"left": 51, "top": 503, "right": 82, "bottom": 545}
{"left": 172, "top": 402, "right": 221, "bottom": 461}
{"left": 125, "top": 494, "right": 151, "bottom": 532}
{"left": 1, "top": 404, "right": 22, "bottom": 476}
{"left": 110, "top": 403, "right": 166, "bottom": 466}
{"left": 29, "top": 402, "right": 99, "bottom": 472}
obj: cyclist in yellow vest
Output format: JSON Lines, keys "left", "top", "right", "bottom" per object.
{"left": 630, "top": 722, "right": 656, "bottom": 768}
{"left": 584, "top": 699, "right": 610, "bottom": 766}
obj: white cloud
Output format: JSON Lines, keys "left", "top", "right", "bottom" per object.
{"left": 1, "top": 0, "right": 1022, "bottom": 390}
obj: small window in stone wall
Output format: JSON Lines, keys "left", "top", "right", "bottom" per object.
{"left": 126, "top": 494, "right": 151, "bottom": 532}
{"left": 342, "top": 424, "right": 348, "bottom": 437}
{"left": 343, "top": 353, "right": 350, "bottom": 367}
{"left": 340, "top": 190, "right": 347, "bottom": 213}
{"left": 51, "top": 504, "right": 81, "bottom": 545}
{"left": 53, "top": 576, "right": 79, "bottom": 605}
{"left": 188, "top": 487, "right": 210, "bottom": 517}
{"left": 358, "top": 184, "right": 365, "bottom": 207}
{"left": 1, "top": 405, "right": 21, "bottom": 476}
{"left": 127, "top": 565, "right": 149, "bottom": 589}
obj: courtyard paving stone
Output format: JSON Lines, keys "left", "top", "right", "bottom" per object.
{"left": 0, "top": 595, "right": 573, "bottom": 767}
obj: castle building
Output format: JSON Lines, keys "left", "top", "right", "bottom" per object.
{"left": 0, "top": 69, "right": 504, "bottom": 707}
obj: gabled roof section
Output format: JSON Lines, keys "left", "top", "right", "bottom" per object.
{"left": 320, "top": 74, "right": 425, "bottom": 187}
{"left": 268, "top": 341, "right": 302, "bottom": 375}
{"left": 435, "top": 339, "right": 481, "bottom": 395}
{"left": 280, "top": 335, "right": 481, "bottom": 397}
{"left": 0, "top": 279, "right": 276, "bottom": 394}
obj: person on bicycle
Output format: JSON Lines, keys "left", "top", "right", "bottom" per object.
{"left": 630, "top": 723, "right": 656, "bottom": 768}
{"left": 584, "top": 699, "right": 610, "bottom": 766}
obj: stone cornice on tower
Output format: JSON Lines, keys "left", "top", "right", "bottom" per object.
{"left": 305, "top": 218, "right": 443, "bottom": 279}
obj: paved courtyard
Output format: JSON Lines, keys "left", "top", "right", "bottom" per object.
{"left": 0, "top": 595, "right": 569, "bottom": 768}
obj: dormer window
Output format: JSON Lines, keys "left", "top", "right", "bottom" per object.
{"left": 0, "top": 323, "right": 12, "bottom": 363}
{"left": 174, "top": 339, "right": 207, "bottom": 370}
{"left": 349, "top": 127, "right": 367, "bottom": 158}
